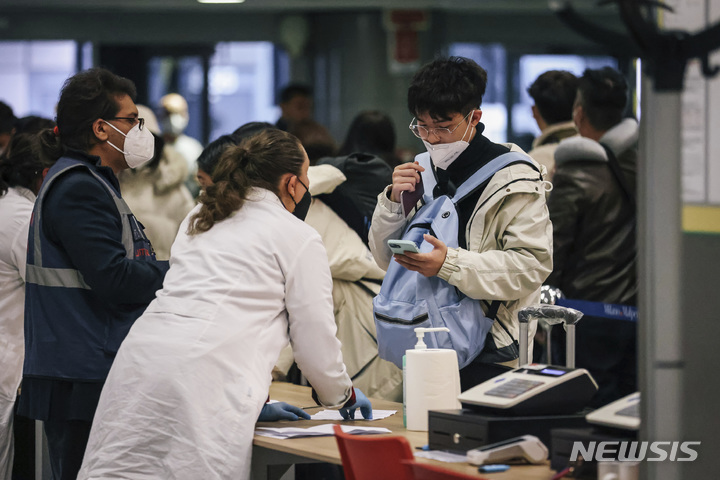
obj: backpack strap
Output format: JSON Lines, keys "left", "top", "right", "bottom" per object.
{"left": 415, "top": 151, "right": 537, "bottom": 205}
{"left": 487, "top": 300, "right": 501, "bottom": 320}
{"left": 453, "top": 151, "right": 538, "bottom": 204}
{"left": 415, "top": 152, "right": 436, "bottom": 204}
{"left": 600, "top": 143, "right": 636, "bottom": 209}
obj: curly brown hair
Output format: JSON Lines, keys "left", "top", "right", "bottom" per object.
{"left": 188, "top": 128, "right": 305, "bottom": 234}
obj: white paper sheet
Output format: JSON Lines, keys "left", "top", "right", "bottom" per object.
{"left": 309, "top": 409, "right": 397, "bottom": 421}
{"left": 414, "top": 450, "right": 469, "bottom": 463}
{"left": 255, "top": 423, "right": 392, "bottom": 439}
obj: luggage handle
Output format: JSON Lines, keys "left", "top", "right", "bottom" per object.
{"left": 518, "top": 305, "right": 584, "bottom": 368}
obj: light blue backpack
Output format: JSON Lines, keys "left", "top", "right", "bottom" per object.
{"left": 373, "top": 151, "right": 538, "bottom": 369}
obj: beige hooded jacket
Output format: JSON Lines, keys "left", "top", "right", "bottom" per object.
{"left": 369, "top": 146, "right": 553, "bottom": 367}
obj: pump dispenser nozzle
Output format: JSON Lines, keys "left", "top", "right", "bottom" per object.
{"left": 413, "top": 327, "right": 450, "bottom": 349}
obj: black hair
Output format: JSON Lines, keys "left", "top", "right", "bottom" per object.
{"left": 231, "top": 121, "right": 275, "bottom": 143}
{"left": 340, "top": 111, "right": 395, "bottom": 154}
{"left": 196, "top": 134, "right": 238, "bottom": 177}
{"left": 278, "top": 83, "right": 313, "bottom": 104}
{"left": 339, "top": 110, "right": 399, "bottom": 168}
{"left": 289, "top": 119, "right": 336, "bottom": 164}
{"left": 0, "top": 101, "right": 16, "bottom": 134}
{"left": 527, "top": 70, "right": 579, "bottom": 125}
{"left": 14, "top": 116, "right": 56, "bottom": 135}
{"left": 189, "top": 129, "right": 305, "bottom": 234}
{"left": 407, "top": 56, "right": 487, "bottom": 121}
{"left": 193, "top": 121, "right": 278, "bottom": 177}
{"left": 576, "top": 67, "right": 628, "bottom": 132}
{"left": 0, "top": 133, "right": 56, "bottom": 196}
{"left": 146, "top": 132, "right": 165, "bottom": 171}
{"left": 38, "top": 68, "right": 137, "bottom": 162}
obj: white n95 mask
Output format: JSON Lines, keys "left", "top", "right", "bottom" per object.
{"left": 422, "top": 139, "right": 470, "bottom": 170}
{"left": 422, "top": 114, "right": 475, "bottom": 170}
{"left": 161, "top": 113, "right": 188, "bottom": 136}
{"left": 103, "top": 120, "right": 155, "bottom": 169}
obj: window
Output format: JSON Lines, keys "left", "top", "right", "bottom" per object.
{"left": 147, "top": 42, "right": 279, "bottom": 144}
{"left": 148, "top": 55, "right": 206, "bottom": 142}
{"left": 208, "top": 42, "right": 278, "bottom": 140}
{"left": 449, "top": 43, "right": 507, "bottom": 143}
{"left": 0, "top": 41, "right": 77, "bottom": 120}
{"left": 449, "top": 43, "right": 619, "bottom": 149}
{"left": 514, "top": 54, "right": 618, "bottom": 140}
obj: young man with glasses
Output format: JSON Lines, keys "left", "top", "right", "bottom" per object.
{"left": 369, "top": 57, "right": 553, "bottom": 389}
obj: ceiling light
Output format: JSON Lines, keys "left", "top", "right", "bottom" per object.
{"left": 198, "top": 0, "right": 245, "bottom": 4}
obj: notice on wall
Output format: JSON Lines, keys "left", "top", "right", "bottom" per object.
{"left": 383, "top": 10, "right": 428, "bottom": 75}
{"left": 663, "top": 0, "right": 720, "bottom": 232}
{"left": 707, "top": 8, "right": 720, "bottom": 206}
{"left": 680, "top": 61, "right": 707, "bottom": 204}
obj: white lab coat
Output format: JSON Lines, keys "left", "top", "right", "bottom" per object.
{"left": 0, "top": 186, "right": 34, "bottom": 479}
{"left": 78, "top": 188, "right": 353, "bottom": 480}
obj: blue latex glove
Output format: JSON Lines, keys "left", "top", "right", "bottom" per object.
{"left": 339, "top": 388, "right": 373, "bottom": 420}
{"left": 257, "top": 402, "right": 311, "bottom": 422}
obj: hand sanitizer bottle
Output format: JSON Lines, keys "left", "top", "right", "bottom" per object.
{"left": 404, "top": 327, "right": 462, "bottom": 431}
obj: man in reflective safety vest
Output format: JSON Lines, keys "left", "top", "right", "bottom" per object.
{"left": 17, "top": 68, "right": 169, "bottom": 480}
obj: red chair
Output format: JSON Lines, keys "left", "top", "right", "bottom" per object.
{"left": 332, "top": 424, "right": 414, "bottom": 480}
{"left": 401, "top": 459, "right": 486, "bottom": 479}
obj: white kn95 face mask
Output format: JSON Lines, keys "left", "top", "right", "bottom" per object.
{"left": 103, "top": 120, "right": 155, "bottom": 169}
{"left": 421, "top": 111, "right": 475, "bottom": 170}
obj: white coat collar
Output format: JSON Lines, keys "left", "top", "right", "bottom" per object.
{"left": 600, "top": 118, "right": 639, "bottom": 156}
{"left": 555, "top": 118, "right": 639, "bottom": 166}
{"left": 246, "top": 186, "right": 287, "bottom": 211}
{"left": 307, "top": 164, "right": 346, "bottom": 196}
{"left": 12, "top": 186, "right": 37, "bottom": 203}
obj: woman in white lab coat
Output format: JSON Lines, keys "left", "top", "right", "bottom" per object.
{"left": 78, "top": 129, "right": 371, "bottom": 480}
{"left": 0, "top": 134, "right": 56, "bottom": 479}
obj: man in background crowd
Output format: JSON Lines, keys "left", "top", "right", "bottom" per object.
{"left": 547, "top": 66, "right": 639, "bottom": 406}
{"left": 158, "top": 93, "right": 203, "bottom": 196}
{"left": 276, "top": 83, "right": 313, "bottom": 132}
{"left": 0, "top": 101, "right": 16, "bottom": 155}
{"left": 527, "top": 70, "right": 579, "bottom": 180}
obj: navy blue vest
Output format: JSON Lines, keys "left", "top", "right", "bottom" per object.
{"left": 24, "top": 156, "right": 157, "bottom": 381}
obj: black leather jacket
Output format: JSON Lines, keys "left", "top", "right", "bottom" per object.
{"left": 546, "top": 119, "right": 639, "bottom": 306}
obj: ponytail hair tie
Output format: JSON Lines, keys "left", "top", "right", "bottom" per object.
{"left": 237, "top": 148, "right": 251, "bottom": 167}
{"left": 53, "top": 126, "right": 60, "bottom": 136}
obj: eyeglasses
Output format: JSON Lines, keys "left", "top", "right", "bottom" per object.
{"left": 409, "top": 110, "right": 474, "bottom": 140}
{"left": 108, "top": 117, "right": 145, "bottom": 131}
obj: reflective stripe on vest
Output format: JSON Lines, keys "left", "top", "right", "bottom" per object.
{"left": 25, "top": 264, "right": 91, "bottom": 289}
{"left": 28, "top": 162, "right": 135, "bottom": 288}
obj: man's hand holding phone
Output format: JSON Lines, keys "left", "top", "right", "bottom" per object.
{"left": 387, "top": 239, "right": 420, "bottom": 255}
{"left": 388, "top": 234, "right": 448, "bottom": 278}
